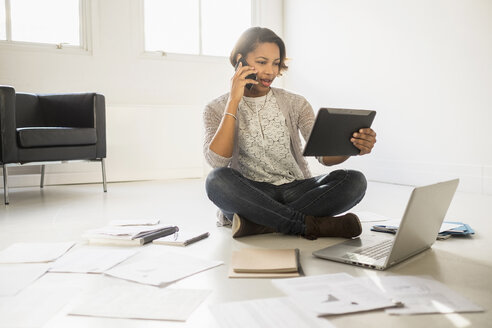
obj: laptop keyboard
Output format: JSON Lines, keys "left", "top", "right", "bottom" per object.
{"left": 352, "top": 239, "right": 393, "bottom": 260}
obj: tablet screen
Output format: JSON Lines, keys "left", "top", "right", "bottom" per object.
{"left": 303, "top": 108, "right": 376, "bottom": 156}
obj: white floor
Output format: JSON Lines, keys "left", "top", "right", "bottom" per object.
{"left": 0, "top": 179, "right": 491, "bottom": 328}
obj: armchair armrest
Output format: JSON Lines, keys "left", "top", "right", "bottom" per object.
{"left": 0, "top": 86, "right": 19, "bottom": 163}
{"left": 94, "top": 94, "right": 106, "bottom": 159}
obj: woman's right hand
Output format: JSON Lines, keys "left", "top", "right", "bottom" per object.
{"left": 230, "top": 61, "right": 258, "bottom": 102}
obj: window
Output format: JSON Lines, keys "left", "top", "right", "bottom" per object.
{"left": 0, "top": 0, "right": 86, "bottom": 48}
{"left": 144, "top": 0, "right": 252, "bottom": 57}
{"left": 0, "top": 1, "right": 5, "bottom": 40}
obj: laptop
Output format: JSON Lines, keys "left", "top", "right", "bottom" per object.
{"left": 313, "top": 179, "right": 459, "bottom": 270}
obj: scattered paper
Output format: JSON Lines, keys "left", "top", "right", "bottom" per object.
{"left": 273, "top": 273, "right": 399, "bottom": 316}
{"left": 356, "top": 275, "right": 484, "bottom": 315}
{"left": 0, "top": 271, "right": 101, "bottom": 328}
{"left": 0, "top": 242, "right": 75, "bottom": 263}
{"left": 49, "top": 246, "right": 140, "bottom": 273}
{"left": 69, "top": 281, "right": 210, "bottom": 321}
{"left": 0, "top": 263, "right": 50, "bottom": 296}
{"left": 210, "top": 297, "right": 334, "bottom": 328}
{"left": 104, "top": 246, "right": 223, "bottom": 287}
{"left": 373, "top": 219, "right": 461, "bottom": 233}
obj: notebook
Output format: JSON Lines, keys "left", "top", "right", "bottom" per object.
{"left": 84, "top": 224, "right": 178, "bottom": 246}
{"left": 229, "top": 248, "right": 303, "bottom": 278}
{"left": 313, "top": 179, "right": 459, "bottom": 270}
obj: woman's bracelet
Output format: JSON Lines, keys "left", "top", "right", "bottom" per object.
{"left": 224, "top": 112, "right": 237, "bottom": 120}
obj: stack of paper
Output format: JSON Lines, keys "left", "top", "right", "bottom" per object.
{"left": 437, "top": 221, "right": 475, "bottom": 238}
{"left": 371, "top": 219, "right": 474, "bottom": 239}
{"left": 83, "top": 223, "right": 178, "bottom": 246}
{"left": 229, "top": 248, "right": 302, "bottom": 278}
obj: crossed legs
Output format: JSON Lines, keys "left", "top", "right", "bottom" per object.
{"left": 205, "top": 167, "right": 367, "bottom": 235}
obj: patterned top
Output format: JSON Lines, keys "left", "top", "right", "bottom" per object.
{"left": 203, "top": 87, "right": 326, "bottom": 181}
{"left": 237, "top": 91, "right": 304, "bottom": 185}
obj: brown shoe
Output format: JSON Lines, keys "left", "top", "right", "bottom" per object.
{"left": 304, "top": 213, "right": 362, "bottom": 240}
{"left": 231, "top": 213, "right": 276, "bottom": 238}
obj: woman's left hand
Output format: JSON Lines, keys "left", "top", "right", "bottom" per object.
{"left": 351, "top": 128, "right": 377, "bottom": 155}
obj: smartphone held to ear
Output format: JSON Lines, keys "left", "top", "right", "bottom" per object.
{"left": 235, "top": 57, "right": 256, "bottom": 90}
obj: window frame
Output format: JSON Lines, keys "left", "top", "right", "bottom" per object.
{"left": 139, "top": 0, "right": 260, "bottom": 62}
{"left": 0, "top": 0, "right": 92, "bottom": 54}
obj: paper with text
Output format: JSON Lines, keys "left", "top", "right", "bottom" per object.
{"left": 273, "top": 273, "right": 399, "bottom": 316}
{"left": 0, "top": 242, "right": 75, "bottom": 263}
{"left": 356, "top": 275, "right": 484, "bottom": 315}
{"left": 104, "top": 246, "right": 223, "bottom": 287}
{"left": 69, "top": 282, "right": 210, "bottom": 321}
{"left": 0, "top": 263, "right": 50, "bottom": 296}
{"left": 48, "top": 246, "right": 139, "bottom": 273}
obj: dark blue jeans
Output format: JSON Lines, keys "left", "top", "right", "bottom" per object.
{"left": 205, "top": 167, "right": 367, "bottom": 235}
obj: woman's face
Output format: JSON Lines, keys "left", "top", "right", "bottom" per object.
{"left": 244, "top": 42, "right": 281, "bottom": 93}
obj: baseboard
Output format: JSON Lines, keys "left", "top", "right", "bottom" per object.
{"left": 2, "top": 167, "right": 204, "bottom": 189}
{"left": 310, "top": 158, "right": 491, "bottom": 195}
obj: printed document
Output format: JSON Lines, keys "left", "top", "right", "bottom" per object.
{"left": 0, "top": 263, "right": 50, "bottom": 296}
{"left": 273, "top": 273, "right": 400, "bottom": 316}
{"left": 0, "top": 270, "right": 102, "bottom": 328}
{"left": 0, "top": 242, "right": 75, "bottom": 263}
{"left": 49, "top": 246, "right": 139, "bottom": 273}
{"left": 104, "top": 246, "right": 223, "bottom": 287}
{"left": 69, "top": 280, "right": 210, "bottom": 321}
{"left": 356, "top": 275, "right": 484, "bottom": 315}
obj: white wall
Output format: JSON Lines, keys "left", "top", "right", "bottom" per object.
{"left": 0, "top": 0, "right": 284, "bottom": 187}
{"left": 283, "top": 0, "right": 492, "bottom": 194}
{"left": 3, "top": 0, "right": 490, "bottom": 195}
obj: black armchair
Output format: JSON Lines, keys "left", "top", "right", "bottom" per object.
{"left": 0, "top": 85, "right": 107, "bottom": 204}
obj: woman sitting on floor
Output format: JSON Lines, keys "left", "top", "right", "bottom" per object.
{"left": 203, "top": 27, "right": 377, "bottom": 240}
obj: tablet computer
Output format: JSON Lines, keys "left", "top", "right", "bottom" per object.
{"left": 302, "top": 108, "right": 376, "bottom": 156}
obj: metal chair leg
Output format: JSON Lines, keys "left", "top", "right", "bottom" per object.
{"left": 101, "top": 158, "right": 107, "bottom": 192}
{"left": 2, "top": 165, "right": 9, "bottom": 205}
{"left": 40, "top": 165, "right": 45, "bottom": 188}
